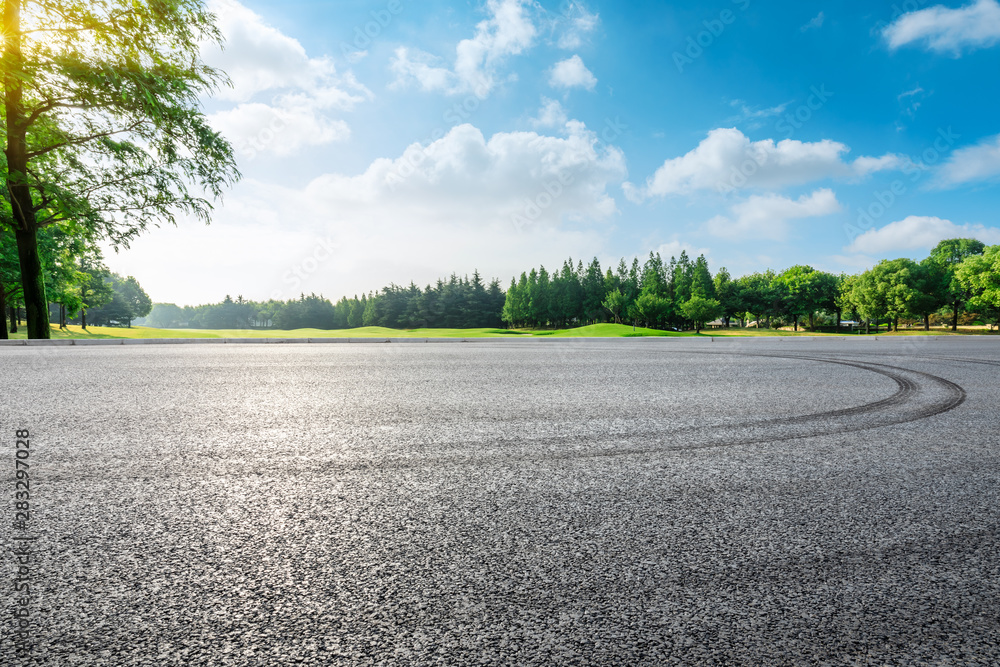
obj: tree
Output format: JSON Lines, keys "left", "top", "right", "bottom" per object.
{"left": 602, "top": 288, "right": 627, "bottom": 324}
{"left": 634, "top": 291, "right": 669, "bottom": 328}
{"left": 956, "top": 245, "right": 1000, "bottom": 329}
{"left": 680, "top": 297, "right": 722, "bottom": 334}
{"left": 910, "top": 260, "right": 950, "bottom": 330}
{"left": 776, "top": 266, "right": 838, "bottom": 331}
{"left": 690, "top": 254, "right": 716, "bottom": 300}
{"left": 1, "top": 0, "right": 239, "bottom": 338}
{"left": 77, "top": 256, "right": 115, "bottom": 329}
{"left": 147, "top": 303, "right": 184, "bottom": 329}
{"left": 580, "top": 257, "right": 605, "bottom": 323}
{"left": 929, "top": 239, "right": 986, "bottom": 331}
{"left": 713, "top": 268, "right": 738, "bottom": 327}
{"left": 87, "top": 273, "right": 151, "bottom": 327}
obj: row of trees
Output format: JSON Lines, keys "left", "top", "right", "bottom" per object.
{"left": 146, "top": 272, "right": 508, "bottom": 331}
{"left": 143, "top": 238, "right": 1000, "bottom": 335}
{"left": 1, "top": 225, "right": 152, "bottom": 337}
{"left": 840, "top": 239, "right": 999, "bottom": 333}
{"left": 499, "top": 240, "right": 999, "bottom": 333}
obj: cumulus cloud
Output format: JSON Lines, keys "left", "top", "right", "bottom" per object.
{"left": 936, "top": 134, "right": 1000, "bottom": 187}
{"left": 706, "top": 189, "right": 842, "bottom": 241}
{"left": 624, "top": 128, "right": 904, "bottom": 200}
{"left": 883, "top": 0, "right": 1000, "bottom": 54}
{"left": 847, "top": 216, "right": 1000, "bottom": 254}
{"left": 391, "top": 0, "right": 536, "bottom": 97}
{"left": 204, "top": 0, "right": 369, "bottom": 157}
{"left": 304, "top": 122, "right": 626, "bottom": 225}
{"left": 548, "top": 55, "right": 598, "bottom": 90}
{"left": 106, "top": 122, "right": 626, "bottom": 304}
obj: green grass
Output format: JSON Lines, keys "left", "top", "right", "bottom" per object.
{"left": 3, "top": 322, "right": 995, "bottom": 341}
{"left": 543, "top": 323, "right": 691, "bottom": 337}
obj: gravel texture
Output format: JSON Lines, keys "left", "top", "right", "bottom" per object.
{"left": 1, "top": 336, "right": 999, "bottom": 666}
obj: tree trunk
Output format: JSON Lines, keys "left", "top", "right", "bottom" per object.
{"left": 9, "top": 304, "right": 17, "bottom": 333}
{"left": 0, "top": 288, "right": 7, "bottom": 339}
{"left": 793, "top": 315, "right": 798, "bottom": 332}
{"left": 952, "top": 302, "right": 959, "bottom": 332}
{"left": 924, "top": 314, "right": 930, "bottom": 331}
{"left": 81, "top": 307, "right": 87, "bottom": 329}
{"left": 866, "top": 319, "right": 870, "bottom": 335}
{"left": 13, "top": 226, "right": 50, "bottom": 338}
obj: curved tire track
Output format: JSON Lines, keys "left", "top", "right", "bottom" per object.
{"left": 328, "top": 352, "right": 968, "bottom": 470}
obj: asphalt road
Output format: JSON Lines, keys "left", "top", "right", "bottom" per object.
{"left": 2, "top": 337, "right": 998, "bottom": 665}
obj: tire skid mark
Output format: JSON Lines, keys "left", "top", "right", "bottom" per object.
{"left": 307, "top": 352, "right": 970, "bottom": 471}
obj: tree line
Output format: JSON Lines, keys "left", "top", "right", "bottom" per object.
{"left": 141, "top": 237, "right": 999, "bottom": 335}
{"left": 145, "top": 273, "right": 508, "bottom": 331}
{"left": 1, "top": 226, "right": 152, "bottom": 338}
{"left": 500, "top": 239, "right": 998, "bottom": 333}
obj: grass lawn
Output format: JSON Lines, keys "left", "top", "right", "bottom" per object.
{"left": 2, "top": 322, "right": 995, "bottom": 340}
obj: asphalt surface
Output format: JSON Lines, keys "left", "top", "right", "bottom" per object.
{"left": 1, "top": 337, "right": 999, "bottom": 666}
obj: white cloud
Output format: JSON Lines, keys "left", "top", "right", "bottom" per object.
{"left": 625, "top": 128, "right": 903, "bottom": 200}
{"left": 106, "top": 122, "right": 626, "bottom": 305}
{"left": 936, "top": 134, "right": 1000, "bottom": 187}
{"left": 727, "top": 100, "right": 790, "bottom": 123}
{"left": 555, "top": 4, "right": 600, "bottom": 49}
{"left": 304, "top": 122, "right": 626, "bottom": 225}
{"left": 548, "top": 55, "right": 598, "bottom": 90}
{"left": 531, "top": 98, "right": 569, "bottom": 128}
{"left": 847, "top": 216, "right": 1000, "bottom": 254}
{"left": 883, "top": 0, "right": 1000, "bottom": 54}
{"left": 706, "top": 189, "right": 842, "bottom": 241}
{"left": 656, "top": 241, "right": 711, "bottom": 262}
{"left": 204, "top": 0, "right": 370, "bottom": 157}
{"left": 801, "top": 12, "right": 825, "bottom": 32}
{"left": 391, "top": 0, "right": 536, "bottom": 97}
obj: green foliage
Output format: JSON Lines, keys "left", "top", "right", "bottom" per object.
{"left": 956, "top": 245, "right": 1000, "bottom": 327}
{"left": 680, "top": 296, "right": 722, "bottom": 333}
{"left": 86, "top": 273, "right": 152, "bottom": 327}
{"left": 2, "top": 0, "right": 239, "bottom": 337}
{"left": 601, "top": 288, "right": 628, "bottom": 324}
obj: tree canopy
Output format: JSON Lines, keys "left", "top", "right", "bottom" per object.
{"left": 1, "top": 0, "right": 239, "bottom": 337}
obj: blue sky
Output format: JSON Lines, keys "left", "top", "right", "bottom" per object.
{"left": 107, "top": 0, "right": 1000, "bottom": 305}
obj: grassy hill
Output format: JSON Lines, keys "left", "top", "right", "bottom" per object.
{"left": 2, "top": 322, "right": 993, "bottom": 341}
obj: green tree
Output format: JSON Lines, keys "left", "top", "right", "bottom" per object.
{"left": 929, "top": 239, "right": 986, "bottom": 331}
{"left": 147, "top": 303, "right": 184, "bottom": 328}
{"left": 910, "top": 260, "right": 950, "bottom": 330}
{"left": 602, "top": 288, "right": 627, "bottom": 324}
{"left": 1, "top": 0, "right": 239, "bottom": 338}
{"left": 955, "top": 245, "right": 1000, "bottom": 329}
{"left": 77, "top": 256, "right": 114, "bottom": 329}
{"left": 713, "top": 267, "right": 738, "bottom": 327}
{"left": 690, "top": 254, "right": 716, "bottom": 300}
{"left": 680, "top": 296, "right": 722, "bottom": 334}
{"left": 88, "top": 273, "right": 151, "bottom": 327}
{"left": 634, "top": 291, "right": 670, "bottom": 328}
